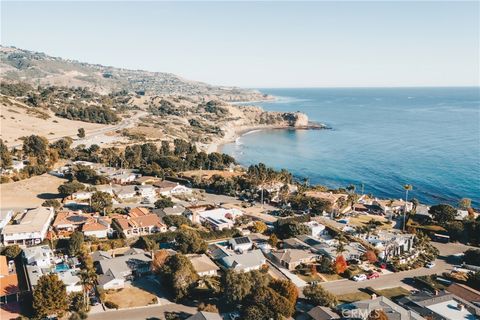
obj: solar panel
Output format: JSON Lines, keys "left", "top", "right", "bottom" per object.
{"left": 234, "top": 237, "right": 251, "bottom": 244}
{"left": 67, "top": 216, "right": 89, "bottom": 223}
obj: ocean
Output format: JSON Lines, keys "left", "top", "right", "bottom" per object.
{"left": 222, "top": 87, "right": 480, "bottom": 207}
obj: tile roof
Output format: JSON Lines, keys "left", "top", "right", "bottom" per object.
{"left": 129, "top": 207, "right": 151, "bottom": 217}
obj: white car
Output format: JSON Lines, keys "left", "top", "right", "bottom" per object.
{"left": 352, "top": 274, "right": 367, "bottom": 282}
{"left": 425, "top": 262, "right": 436, "bottom": 268}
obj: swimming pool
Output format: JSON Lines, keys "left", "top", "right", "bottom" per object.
{"left": 55, "top": 263, "right": 70, "bottom": 272}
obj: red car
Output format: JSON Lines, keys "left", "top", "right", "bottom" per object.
{"left": 367, "top": 272, "right": 380, "bottom": 279}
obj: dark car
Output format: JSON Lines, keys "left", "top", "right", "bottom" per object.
{"left": 90, "top": 297, "right": 100, "bottom": 306}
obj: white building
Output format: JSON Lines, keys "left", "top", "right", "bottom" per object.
{"left": 219, "top": 249, "right": 266, "bottom": 272}
{"left": 154, "top": 181, "right": 192, "bottom": 196}
{"left": 197, "top": 208, "right": 243, "bottom": 231}
{"left": 0, "top": 209, "right": 14, "bottom": 232}
{"left": 2, "top": 207, "right": 55, "bottom": 246}
{"left": 136, "top": 185, "right": 157, "bottom": 198}
{"left": 23, "top": 245, "right": 54, "bottom": 268}
{"left": 229, "top": 236, "right": 253, "bottom": 252}
{"left": 304, "top": 221, "right": 326, "bottom": 238}
{"left": 57, "top": 269, "right": 82, "bottom": 293}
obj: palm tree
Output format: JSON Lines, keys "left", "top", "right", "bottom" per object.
{"left": 334, "top": 235, "right": 348, "bottom": 256}
{"left": 79, "top": 269, "right": 97, "bottom": 309}
{"left": 403, "top": 184, "right": 413, "bottom": 231}
{"left": 346, "top": 184, "right": 356, "bottom": 194}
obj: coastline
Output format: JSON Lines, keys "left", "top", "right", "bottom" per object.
{"left": 206, "top": 121, "right": 327, "bottom": 154}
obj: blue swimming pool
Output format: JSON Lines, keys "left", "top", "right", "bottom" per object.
{"left": 55, "top": 263, "right": 70, "bottom": 272}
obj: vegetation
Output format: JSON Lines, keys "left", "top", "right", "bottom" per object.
{"left": 175, "top": 229, "right": 207, "bottom": 254}
{"left": 55, "top": 105, "right": 120, "bottom": 124}
{"left": 58, "top": 180, "right": 85, "bottom": 196}
{"left": 90, "top": 191, "right": 113, "bottom": 213}
{"left": 1, "top": 245, "right": 22, "bottom": 259}
{"left": 162, "top": 215, "right": 191, "bottom": 228}
{"left": 154, "top": 196, "right": 174, "bottom": 209}
{"left": 33, "top": 274, "right": 69, "bottom": 318}
{"left": 68, "top": 231, "right": 85, "bottom": 257}
{"left": 302, "top": 284, "right": 338, "bottom": 307}
{"left": 159, "top": 253, "right": 199, "bottom": 301}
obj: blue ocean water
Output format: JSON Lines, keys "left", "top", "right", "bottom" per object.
{"left": 222, "top": 88, "right": 480, "bottom": 207}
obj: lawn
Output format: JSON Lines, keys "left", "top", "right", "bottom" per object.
{"left": 296, "top": 273, "right": 325, "bottom": 283}
{"left": 375, "top": 287, "right": 411, "bottom": 299}
{"left": 319, "top": 273, "right": 343, "bottom": 281}
{"left": 336, "top": 292, "right": 371, "bottom": 303}
{"left": 105, "top": 286, "right": 158, "bottom": 309}
{"left": 348, "top": 215, "right": 392, "bottom": 230}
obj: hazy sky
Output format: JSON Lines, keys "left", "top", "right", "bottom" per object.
{"left": 1, "top": 1, "right": 479, "bottom": 88}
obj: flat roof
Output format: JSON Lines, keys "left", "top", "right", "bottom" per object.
{"left": 426, "top": 299, "right": 476, "bottom": 320}
{"left": 2, "top": 207, "right": 53, "bottom": 234}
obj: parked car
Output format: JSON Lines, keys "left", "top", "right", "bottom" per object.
{"left": 352, "top": 274, "right": 367, "bottom": 282}
{"left": 229, "top": 312, "right": 241, "bottom": 320}
{"left": 90, "top": 297, "right": 100, "bottom": 306}
{"left": 425, "top": 262, "right": 436, "bottom": 268}
{"left": 367, "top": 272, "right": 380, "bottom": 279}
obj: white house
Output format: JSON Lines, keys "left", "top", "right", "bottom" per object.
{"left": 198, "top": 208, "right": 243, "bottom": 231}
{"left": 154, "top": 181, "right": 192, "bottom": 196}
{"left": 304, "top": 221, "right": 326, "bottom": 238}
{"left": 71, "top": 191, "right": 93, "bottom": 201}
{"left": 2, "top": 207, "right": 55, "bottom": 246}
{"left": 229, "top": 236, "right": 253, "bottom": 252}
{"left": 57, "top": 269, "right": 82, "bottom": 293}
{"left": 114, "top": 185, "right": 137, "bottom": 200}
{"left": 0, "top": 209, "right": 14, "bottom": 232}
{"left": 23, "top": 245, "right": 54, "bottom": 268}
{"left": 136, "top": 185, "right": 157, "bottom": 198}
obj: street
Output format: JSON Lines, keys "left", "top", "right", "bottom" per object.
{"left": 321, "top": 242, "right": 474, "bottom": 295}
{"left": 88, "top": 303, "right": 197, "bottom": 320}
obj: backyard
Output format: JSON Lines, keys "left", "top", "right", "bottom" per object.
{"left": 104, "top": 286, "right": 158, "bottom": 309}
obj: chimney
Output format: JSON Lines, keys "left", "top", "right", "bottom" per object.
{"left": 458, "top": 303, "right": 464, "bottom": 311}
{"left": 371, "top": 293, "right": 377, "bottom": 300}
{"left": 434, "top": 290, "right": 439, "bottom": 296}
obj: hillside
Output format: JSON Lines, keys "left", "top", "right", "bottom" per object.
{"left": 0, "top": 46, "right": 270, "bottom": 101}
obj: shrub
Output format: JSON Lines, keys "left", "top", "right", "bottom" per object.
{"left": 104, "top": 301, "right": 119, "bottom": 309}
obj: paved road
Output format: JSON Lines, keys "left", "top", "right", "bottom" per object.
{"left": 321, "top": 242, "right": 474, "bottom": 295}
{"left": 88, "top": 303, "right": 197, "bottom": 320}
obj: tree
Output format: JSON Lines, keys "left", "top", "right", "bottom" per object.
{"left": 2, "top": 245, "right": 22, "bottom": 259}
{"left": 268, "top": 234, "right": 279, "bottom": 248}
{"left": 334, "top": 255, "right": 348, "bottom": 274}
{"left": 33, "top": 274, "right": 69, "bottom": 318}
{"left": 269, "top": 279, "right": 298, "bottom": 311}
{"left": 0, "top": 139, "right": 12, "bottom": 169}
{"left": 159, "top": 254, "right": 198, "bottom": 301}
{"left": 403, "top": 184, "right": 413, "bottom": 231}
{"left": 252, "top": 221, "right": 267, "bottom": 234}
{"left": 22, "top": 135, "right": 49, "bottom": 165}
{"left": 197, "top": 303, "right": 219, "bottom": 313}
{"left": 42, "top": 199, "right": 61, "bottom": 210}
{"left": 429, "top": 204, "right": 457, "bottom": 225}
{"left": 223, "top": 270, "right": 253, "bottom": 305}
{"left": 58, "top": 181, "right": 85, "bottom": 196}
{"left": 464, "top": 249, "right": 480, "bottom": 266}
{"left": 318, "top": 257, "right": 333, "bottom": 274}
{"left": 303, "top": 284, "right": 338, "bottom": 307}
{"left": 275, "top": 221, "right": 311, "bottom": 239}
{"left": 154, "top": 196, "right": 174, "bottom": 209}
{"left": 152, "top": 249, "right": 170, "bottom": 273}
{"left": 162, "top": 215, "right": 191, "bottom": 228}
{"left": 459, "top": 198, "right": 472, "bottom": 210}
{"left": 90, "top": 191, "right": 113, "bottom": 214}
{"left": 68, "top": 231, "right": 84, "bottom": 257}
{"left": 79, "top": 269, "right": 97, "bottom": 309}
{"left": 175, "top": 229, "right": 207, "bottom": 254}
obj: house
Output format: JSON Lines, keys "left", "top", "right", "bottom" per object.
{"left": 162, "top": 205, "right": 186, "bottom": 216}
{"left": 307, "top": 306, "right": 340, "bottom": 320}
{"left": 0, "top": 255, "right": 19, "bottom": 303}
{"left": 135, "top": 185, "right": 157, "bottom": 198}
{"left": 343, "top": 296, "right": 423, "bottom": 320}
{"left": 96, "top": 251, "right": 152, "bottom": 290}
{"left": 113, "top": 214, "right": 167, "bottom": 238}
{"left": 128, "top": 207, "right": 152, "bottom": 217}
{"left": 362, "top": 231, "right": 415, "bottom": 260}
{"left": 91, "top": 250, "right": 112, "bottom": 262}
{"left": 415, "top": 204, "right": 431, "bottom": 218}
{"left": 95, "top": 184, "right": 115, "bottom": 195}
{"left": 271, "top": 249, "right": 319, "bottom": 270}
{"left": 0, "top": 209, "right": 14, "bottom": 235}
{"left": 219, "top": 249, "right": 266, "bottom": 272}
{"left": 57, "top": 269, "right": 82, "bottom": 293}
{"left": 373, "top": 199, "right": 413, "bottom": 215}
{"left": 186, "top": 311, "right": 222, "bottom": 320}
{"left": 304, "top": 191, "right": 348, "bottom": 212}
{"left": 229, "top": 236, "right": 253, "bottom": 252}
{"left": 2, "top": 207, "right": 55, "bottom": 246}
{"left": 114, "top": 185, "right": 137, "bottom": 200}
{"left": 187, "top": 254, "right": 220, "bottom": 277}
{"left": 397, "top": 290, "right": 480, "bottom": 320}
{"left": 296, "top": 235, "right": 366, "bottom": 261}
{"left": 52, "top": 211, "right": 112, "bottom": 238}
{"left": 197, "top": 208, "right": 243, "bottom": 230}
{"left": 304, "top": 221, "right": 326, "bottom": 238}
{"left": 154, "top": 180, "right": 192, "bottom": 196}
{"left": 23, "top": 245, "right": 54, "bottom": 268}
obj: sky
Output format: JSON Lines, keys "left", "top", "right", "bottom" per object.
{"left": 1, "top": 1, "right": 479, "bottom": 88}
